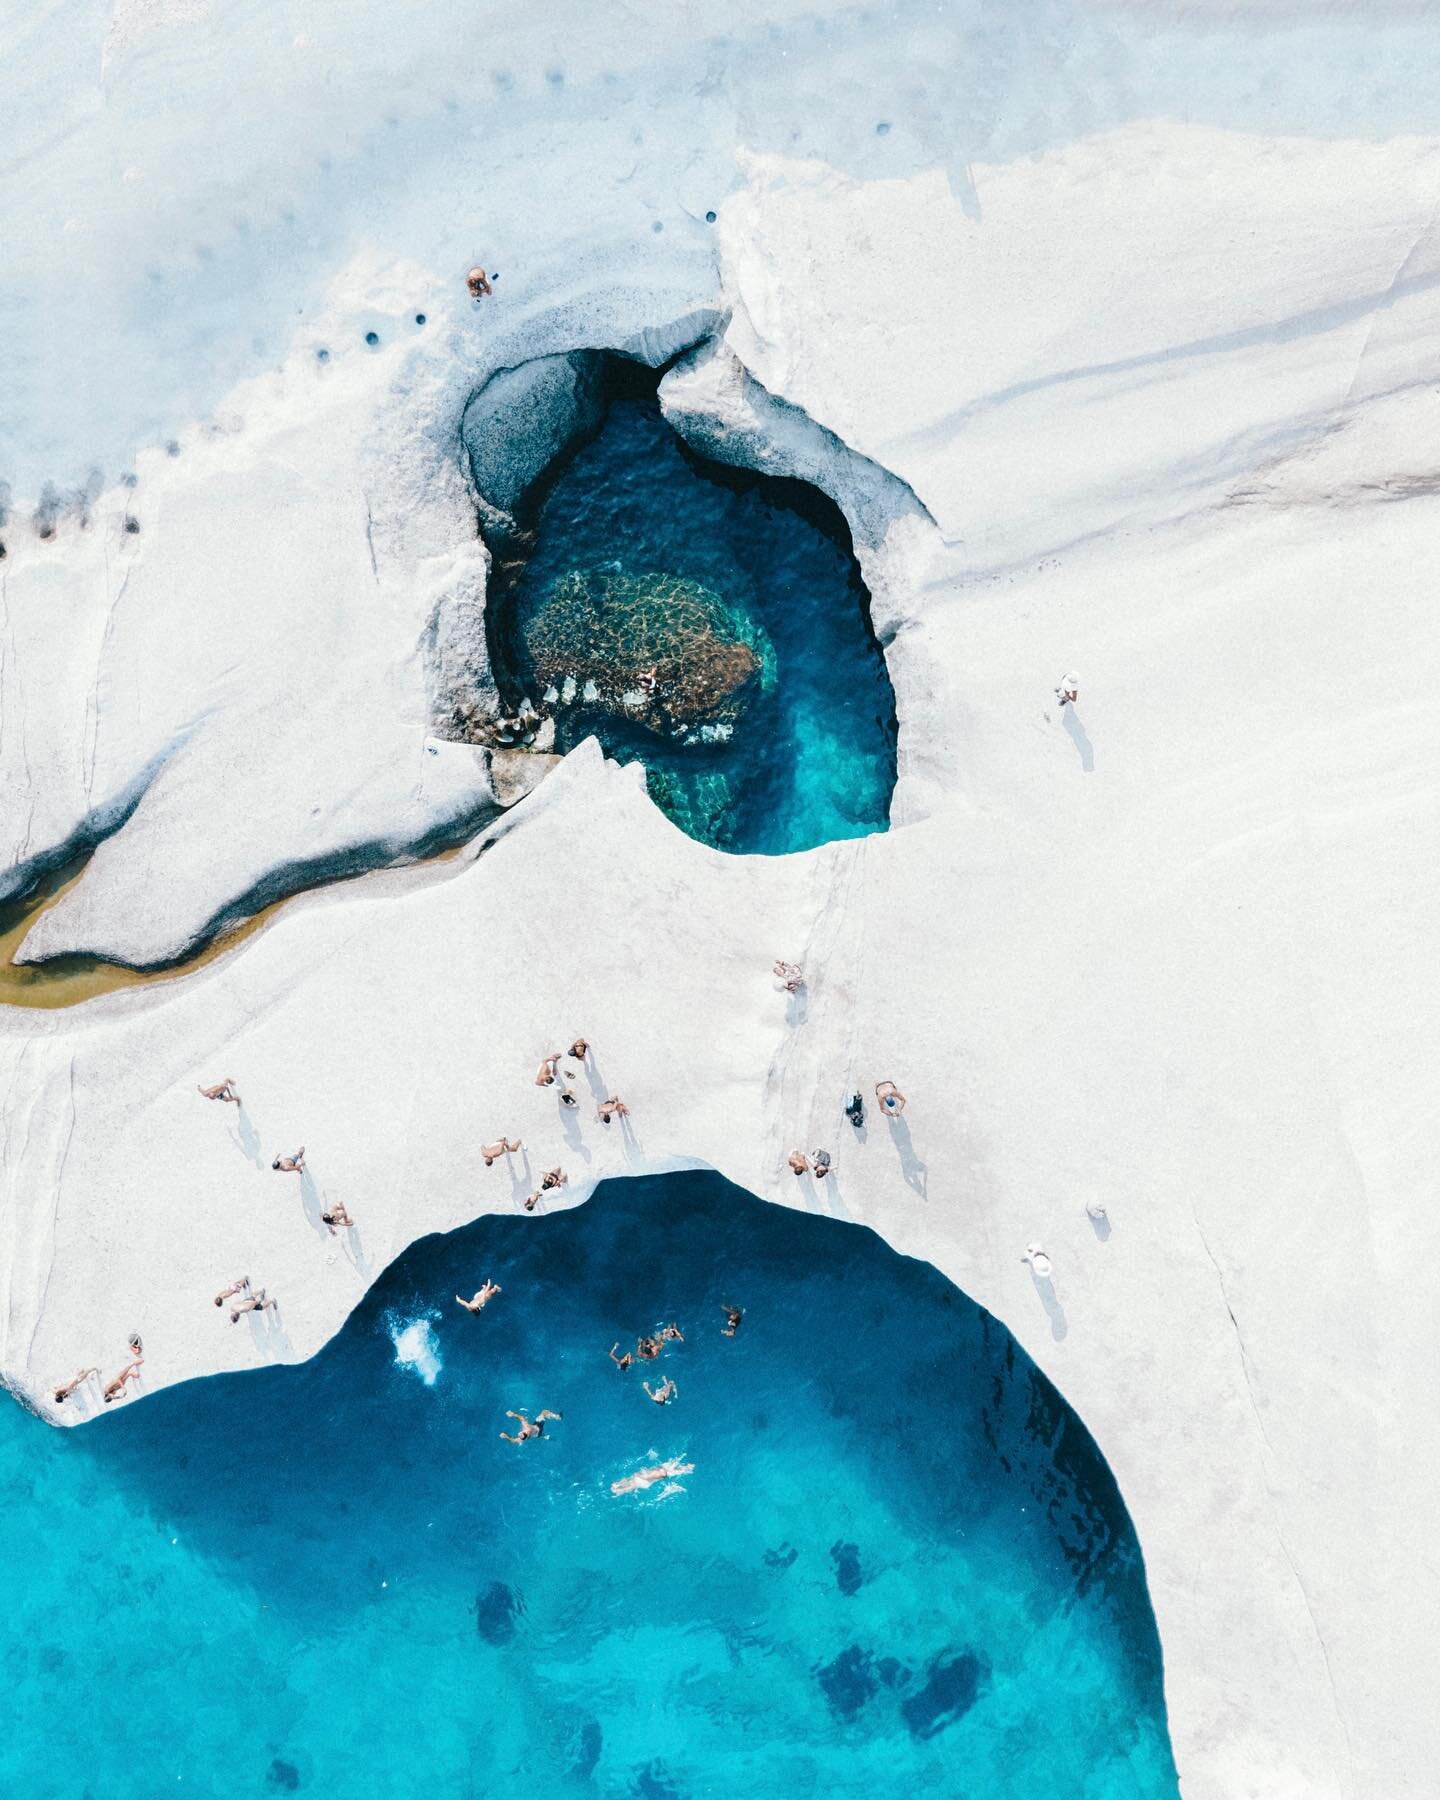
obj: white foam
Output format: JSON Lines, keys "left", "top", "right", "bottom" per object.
{"left": 389, "top": 1316, "right": 443, "bottom": 1387}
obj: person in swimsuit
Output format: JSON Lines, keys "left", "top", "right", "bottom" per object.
{"left": 103, "top": 1360, "right": 143, "bottom": 1404}
{"left": 466, "top": 266, "right": 493, "bottom": 298}
{"left": 541, "top": 1167, "right": 568, "bottom": 1191}
{"left": 197, "top": 1079, "right": 240, "bottom": 1103}
{"left": 721, "top": 1304, "right": 743, "bottom": 1337}
{"left": 230, "top": 1289, "right": 276, "bottom": 1323}
{"left": 272, "top": 1147, "right": 306, "bottom": 1173}
{"left": 569, "top": 1038, "right": 588, "bottom": 1061}
{"left": 596, "top": 1096, "right": 629, "bottom": 1124}
{"left": 875, "top": 1081, "right": 906, "bottom": 1116}
{"left": 321, "top": 1201, "right": 354, "bottom": 1232}
{"left": 481, "top": 1137, "right": 521, "bottom": 1167}
{"left": 499, "top": 1408, "right": 561, "bottom": 1444}
{"left": 53, "top": 1367, "right": 99, "bottom": 1404}
{"left": 1021, "top": 1243, "right": 1054, "bottom": 1280}
{"left": 659, "top": 1323, "right": 684, "bottom": 1343}
{"left": 644, "top": 1375, "right": 678, "bottom": 1405}
{"left": 609, "top": 1343, "right": 634, "bottom": 1371}
{"left": 812, "top": 1149, "right": 832, "bottom": 1180}
{"left": 535, "top": 1054, "right": 562, "bottom": 1087}
{"left": 214, "top": 1277, "right": 251, "bottom": 1308}
{"left": 773, "top": 959, "right": 804, "bottom": 994}
{"left": 522, "top": 1191, "right": 541, "bottom": 1213}
{"left": 787, "top": 1149, "right": 810, "bottom": 1177}
{"left": 611, "top": 1457, "right": 693, "bottom": 1496}
{"left": 457, "top": 1281, "right": 501, "bottom": 1314}
{"left": 636, "top": 1334, "right": 662, "bottom": 1361}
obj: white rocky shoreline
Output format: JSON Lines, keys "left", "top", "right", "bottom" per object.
{"left": 3, "top": 8, "right": 1437, "bottom": 1796}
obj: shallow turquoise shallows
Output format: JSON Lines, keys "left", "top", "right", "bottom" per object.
{"left": 489, "top": 365, "right": 898, "bottom": 856}
{"left": 0, "top": 1173, "right": 1178, "bottom": 1799}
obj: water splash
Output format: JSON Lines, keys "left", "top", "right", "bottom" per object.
{"left": 387, "top": 1313, "right": 442, "bottom": 1386}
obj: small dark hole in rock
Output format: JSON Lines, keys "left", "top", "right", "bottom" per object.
{"left": 652, "top": 220, "right": 664, "bottom": 233}
{"left": 415, "top": 313, "right": 427, "bottom": 326}
{"left": 705, "top": 210, "right": 717, "bottom": 223}
{"left": 875, "top": 120, "right": 891, "bottom": 135}
{"left": 125, "top": 517, "right": 140, "bottom": 534}
{"left": 316, "top": 347, "right": 330, "bottom": 362}
{"left": 166, "top": 440, "right": 181, "bottom": 457}
{"left": 365, "top": 331, "right": 380, "bottom": 347}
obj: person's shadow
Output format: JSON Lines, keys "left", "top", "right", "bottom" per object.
{"left": 298, "top": 1166, "right": 328, "bottom": 1236}
{"left": 1027, "top": 1267, "right": 1068, "bottom": 1341}
{"left": 248, "top": 1298, "right": 293, "bottom": 1359}
{"left": 1062, "top": 705, "right": 1095, "bottom": 772}
{"left": 1087, "top": 1207, "right": 1112, "bottom": 1243}
{"left": 230, "top": 1102, "right": 264, "bottom": 1168}
{"left": 509, "top": 1149, "right": 534, "bottom": 1207}
{"left": 785, "top": 986, "right": 809, "bottom": 1028}
{"left": 888, "top": 1116, "right": 927, "bottom": 1197}
{"left": 559, "top": 1100, "right": 593, "bottom": 1163}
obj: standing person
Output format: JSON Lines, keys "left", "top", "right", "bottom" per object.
{"left": 1021, "top": 1244, "right": 1054, "bottom": 1280}
{"left": 456, "top": 1281, "right": 502, "bottom": 1314}
{"left": 499, "top": 1409, "right": 561, "bottom": 1444}
{"left": 197, "top": 1079, "right": 240, "bottom": 1103}
{"left": 875, "top": 1081, "right": 907, "bottom": 1117}
{"left": 214, "top": 1277, "right": 251, "bottom": 1309}
{"left": 569, "top": 1038, "right": 589, "bottom": 1061}
{"left": 53, "top": 1367, "right": 99, "bottom": 1404}
{"left": 1055, "top": 672, "right": 1079, "bottom": 707}
{"left": 644, "top": 1376, "right": 678, "bottom": 1406}
{"left": 812, "top": 1149, "right": 833, "bottom": 1180}
{"left": 535, "top": 1054, "right": 562, "bottom": 1087}
{"left": 773, "top": 959, "right": 804, "bottom": 994}
{"left": 787, "top": 1149, "right": 811, "bottom": 1177}
{"left": 596, "top": 1096, "right": 629, "bottom": 1124}
{"left": 272, "top": 1147, "right": 306, "bottom": 1173}
{"left": 466, "top": 266, "right": 493, "bottom": 298}
{"left": 481, "top": 1138, "right": 522, "bottom": 1167}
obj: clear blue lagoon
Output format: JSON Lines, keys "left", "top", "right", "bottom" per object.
{"left": 487, "top": 364, "right": 898, "bottom": 855}
{"left": 0, "top": 1172, "right": 1178, "bottom": 1798}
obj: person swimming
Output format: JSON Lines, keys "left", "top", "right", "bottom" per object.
{"left": 721, "top": 1304, "right": 743, "bottom": 1337}
{"left": 611, "top": 1456, "right": 694, "bottom": 1496}
{"left": 644, "top": 1375, "right": 678, "bottom": 1405}
{"left": 609, "top": 1343, "right": 634, "bottom": 1371}
{"left": 499, "top": 1408, "right": 561, "bottom": 1444}
{"left": 636, "top": 1334, "right": 662, "bottom": 1361}
{"left": 457, "top": 1281, "right": 501, "bottom": 1314}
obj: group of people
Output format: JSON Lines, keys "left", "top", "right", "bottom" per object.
{"left": 785, "top": 1081, "right": 908, "bottom": 1185}
{"left": 54, "top": 1330, "right": 144, "bottom": 1409}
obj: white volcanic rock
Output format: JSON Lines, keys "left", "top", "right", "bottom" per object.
{"left": 4, "top": 8, "right": 1440, "bottom": 1800}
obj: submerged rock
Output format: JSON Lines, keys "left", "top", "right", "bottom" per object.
{"left": 521, "top": 567, "right": 776, "bottom": 737}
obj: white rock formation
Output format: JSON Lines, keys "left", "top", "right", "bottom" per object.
{"left": 3, "top": 6, "right": 1439, "bottom": 1799}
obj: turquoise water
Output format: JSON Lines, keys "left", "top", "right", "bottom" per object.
{"left": 0, "top": 1173, "right": 1178, "bottom": 1798}
{"left": 487, "top": 364, "right": 898, "bottom": 855}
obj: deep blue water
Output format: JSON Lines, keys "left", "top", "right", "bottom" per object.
{"left": 0, "top": 1173, "right": 1178, "bottom": 1798}
{"left": 489, "top": 367, "right": 898, "bottom": 855}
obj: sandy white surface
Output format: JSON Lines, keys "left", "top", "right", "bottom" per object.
{"left": 3, "top": 6, "right": 1439, "bottom": 1797}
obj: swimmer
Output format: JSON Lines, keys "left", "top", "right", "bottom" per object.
{"left": 1021, "top": 1243, "right": 1054, "bottom": 1280}
{"left": 787, "top": 1149, "right": 811, "bottom": 1177}
{"left": 320, "top": 1201, "right": 354, "bottom": 1232}
{"left": 230, "top": 1289, "right": 276, "bottom": 1323}
{"left": 214, "top": 1277, "right": 251, "bottom": 1308}
{"left": 609, "top": 1342, "right": 634, "bottom": 1371}
{"left": 659, "top": 1323, "right": 684, "bottom": 1343}
{"left": 875, "top": 1081, "right": 907, "bottom": 1116}
{"left": 499, "top": 1408, "right": 561, "bottom": 1444}
{"left": 272, "top": 1147, "right": 306, "bottom": 1173}
{"left": 773, "top": 959, "right": 804, "bottom": 994}
{"left": 535, "top": 1054, "right": 562, "bottom": 1087}
{"left": 481, "top": 1138, "right": 521, "bottom": 1167}
{"left": 636, "top": 1334, "right": 662, "bottom": 1361}
{"left": 812, "top": 1149, "right": 832, "bottom": 1180}
{"left": 197, "top": 1079, "right": 240, "bottom": 1103}
{"left": 456, "top": 1280, "right": 501, "bottom": 1314}
{"left": 53, "top": 1367, "right": 99, "bottom": 1404}
{"left": 644, "top": 1375, "right": 678, "bottom": 1405}
{"left": 596, "top": 1096, "right": 629, "bottom": 1124}
{"left": 611, "top": 1456, "right": 694, "bottom": 1496}
{"left": 721, "top": 1304, "right": 743, "bottom": 1337}
{"left": 103, "top": 1360, "right": 143, "bottom": 1404}
{"left": 569, "top": 1038, "right": 589, "bottom": 1061}
{"left": 541, "top": 1167, "right": 568, "bottom": 1191}
{"left": 466, "top": 266, "right": 493, "bottom": 299}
